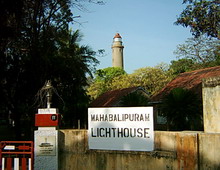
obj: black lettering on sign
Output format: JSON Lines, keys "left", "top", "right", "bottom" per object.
{"left": 144, "top": 128, "right": 150, "bottom": 138}
{"left": 105, "top": 128, "right": 111, "bottom": 137}
{"left": 100, "top": 128, "right": 105, "bottom": 137}
{"left": 137, "top": 128, "right": 143, "bottom": 137}
{"left": 124, "top": 128, "right": 129, "bottom": 137}
{"left": 90, "top": 127, "right": 151, "bottom": 138}
{"left": 91, "top": 114, "right": 95, "bottom": 121}
{"left": 91, "top": 128, "right": 96, "bottom": 137}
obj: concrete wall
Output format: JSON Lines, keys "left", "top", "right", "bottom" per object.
{"left": 58, "top": 130, "right": 220, "bottom": 170}
{"left": 203, "top": 76, "right": 220, "bottom": 133}
{"left": 56, "top": 76, "right": 220, "bottom": 169}
{"left": 199, "top": 133, "right": 220, "bottom": 170}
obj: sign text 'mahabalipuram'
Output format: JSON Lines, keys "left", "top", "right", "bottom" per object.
{"left": 90, "top": 113, "right": 150, "bottom": 122}
{"left": 88, "top": 107, "right": 154, "bottom": 152}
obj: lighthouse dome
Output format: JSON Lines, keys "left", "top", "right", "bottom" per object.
{"left": 114, "top": 33, "right": 122, "bottom": 38}
{"left": 114, "top": 33, "right": 122, "bottom": 42}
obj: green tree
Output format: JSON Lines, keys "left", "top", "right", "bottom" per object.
{"left": 87, "top": 67, "right": 126, "bottom": 99}
{"left": 174, "top": 36, "right": 220, "bottom": 64}
{"left": 175, "top": 0, "right": 220, "bottom": 39}
{"left": 169, "top": 59, "right": 197, "bottom": 75}
{"left": 52, "top": 30, "right": 99, "bottom": 128}
{"left": 0, "top": 0, "right": 101, "bottom": 138}
{"left": 0, "top": 0, "right": 22, "bottom": 45}
{"left": 130, "top": 64, "right": 173, "bottom": 95}
{"left": 110, "top": 74, "right": 134, "bottom": 90}
{"left": 161, "top": 88, "right": 203, "bottom": 131}
{"left": 95, "top": 67, "right": 126, "bottom": 82}
{"left": 88, "top": 64, "right": 173, "bottom": 100}
{"left": 120, "top": 91, "right": 149, "bottom": 107}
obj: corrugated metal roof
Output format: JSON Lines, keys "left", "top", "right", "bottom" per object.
{"left": 89, "top": 87, "right": 147, "bottom": 107}
{"left": 150, "top": 66, "right": 220, "bottom": 102}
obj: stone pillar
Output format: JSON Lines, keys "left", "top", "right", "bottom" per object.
{"left": 202, "top": 76, "right": 220, "bottom": 133}
{"left": 34, "top": 108, "right": 60, "bottom": 170}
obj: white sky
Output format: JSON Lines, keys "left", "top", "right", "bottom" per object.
{"left": 71, "top": 0, "right": 192, "bottom": 73}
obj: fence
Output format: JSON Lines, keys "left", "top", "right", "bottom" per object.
{"left": 0, "top": 141, "right": 34, "bottom": 170}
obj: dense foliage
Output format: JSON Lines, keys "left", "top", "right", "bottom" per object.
{"left": 161, "top": 88, "right": 203, "bottom": 131}
{"left": 176, "top": 0, "right": 220, "bottom": 39}
{"left": 0, "top": 0, "right": 102, "bottom": 139}
{"left": 120, "top": 91, "right": 149, "bottom": 107}
{"left": 87, "top": 67, "right": 127, "bottom": 99}
{"left": 87, "top": 64, "right": 173, "bottom": 99}
{"left": 174, "top": 36, "right": 220, "bottom": 63}
{"left": 171, "top": 35, "right": 220, "bottom": 75}
{"left": 169, "top": 59, "right": 197, "bottom": 75}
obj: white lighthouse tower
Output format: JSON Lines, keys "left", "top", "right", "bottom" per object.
{"left": 112, "top": 33, "right": 124, "bottom": 69}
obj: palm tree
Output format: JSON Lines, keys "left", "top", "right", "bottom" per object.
{"left": 161, "top": 88, "right": 203, "bottom": 131}
{"left": 120, "top": 91, "right": 149, "bottom": 107}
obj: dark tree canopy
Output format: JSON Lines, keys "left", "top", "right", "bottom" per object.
{"left": 169, "top": 59, "right": 196, "bottom": 75}
{"left": 0, "top": 0, "right": 101, "bottom": 139}
{"left": 176, "top": 0, "right": 220, "bottom": 39}
{"left": 161, "top": 88, "right": 203, "bottom": 131}
{"left": 120, "top": 92, "right": 149, "bottom": 107}
{"left": 174, "top": 36, "right": 219, "bottom": 63}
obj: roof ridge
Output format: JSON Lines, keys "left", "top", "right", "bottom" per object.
{"left": 90, "top": 86, "right": 148, "bottom": 107}
{"left": 179, "top": 66, "right": 220, "bottom": 75}
{"left": 150, "top": 66, "right": 220, "bottom": 102}
{"left": 107, "top": 86, "right": 139, "bottom": 93}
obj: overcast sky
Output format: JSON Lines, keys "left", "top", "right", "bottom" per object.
{"left": 71, "top": 0, "right": 192, "bottom": 73}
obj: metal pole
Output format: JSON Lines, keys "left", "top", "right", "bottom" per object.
{"left": 46, "top": 81, "right": 52, "bottom": 109}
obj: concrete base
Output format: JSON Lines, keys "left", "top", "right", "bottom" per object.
{"left": 34, "top": 129, "right": 58, "bottom": 170}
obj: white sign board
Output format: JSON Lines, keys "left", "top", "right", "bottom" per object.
{"left": 35, "top": 136, "right": 56, "bottom": 156}
{"left": 4, "top": 145, "right": 15, "bottom": 150}
{"left": 88, "top": 107, "right": 154, "bottom": 151}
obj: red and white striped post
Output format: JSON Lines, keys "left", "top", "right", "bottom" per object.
{"left": 0, "top": 141, "right": 34, "bottom": 170}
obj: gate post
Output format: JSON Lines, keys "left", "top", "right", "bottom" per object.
{"left": 203, "top": 76, "right": 220, "bottom": 132}
{"left": 34, "top": 108, "right": 60, "bottom": 170}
